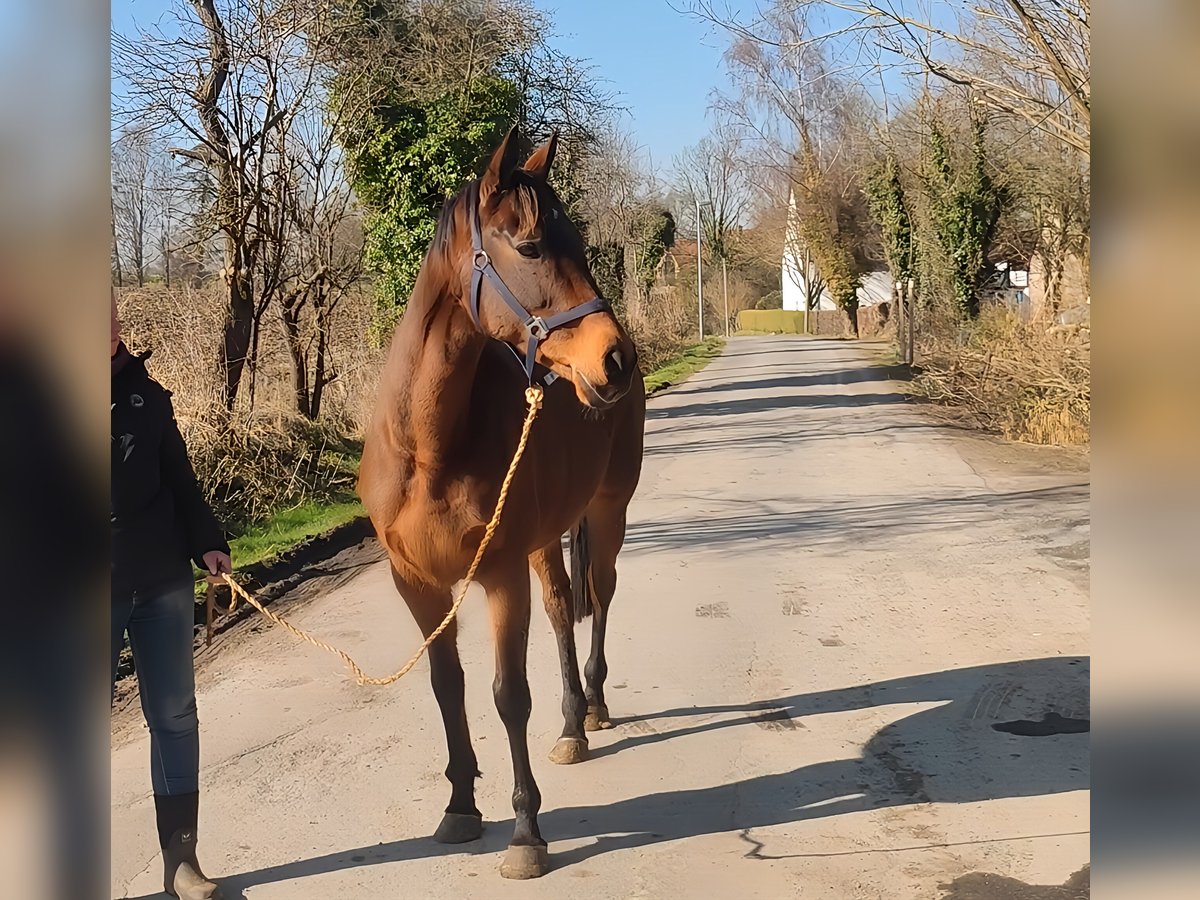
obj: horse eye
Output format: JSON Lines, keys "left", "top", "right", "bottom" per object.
{"left": 516, "top": 242, "right": 541, "bottom": 259}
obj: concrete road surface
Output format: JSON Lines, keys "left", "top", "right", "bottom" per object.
{"left": 112, "top": 336, "right": 1090, "bottom": 899}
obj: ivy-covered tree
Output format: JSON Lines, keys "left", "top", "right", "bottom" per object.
{"left": 629, "top": 204, "right": 676, "bottom": 300}
{"left": 327, "top": 0, "right": 614, "bottom": 332}
{"left": 347, "top": 79, "right": 519, "bottom": 327}
{"left": 794, "top": 148, "right": 862, "bottom": 333}
{"left": 864, "top": 154, "right": 915, "bottom": 285}
{"left": 925, "top": 116, "right": 1009, "bottom": 317}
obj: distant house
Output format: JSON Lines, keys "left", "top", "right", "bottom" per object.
{"left": 981, "top": 262, "right": 1033, "bottom": 320}
{"left": 780, "top": 188, "right": 891, "bottom": 312}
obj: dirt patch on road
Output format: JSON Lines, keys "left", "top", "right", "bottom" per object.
{"left": 940, "top": 864, "right": 1089, "bottom": 899}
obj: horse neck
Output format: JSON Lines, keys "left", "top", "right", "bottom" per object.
{"left": 392, "top": 264, "right": 485, "bottom": 467}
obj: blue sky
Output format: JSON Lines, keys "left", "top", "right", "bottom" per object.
{"left": 537, "top": 1, "right": 735, "bottom": 172}
{"left": 111, "top": 0, "right": 737, "bottom": 170}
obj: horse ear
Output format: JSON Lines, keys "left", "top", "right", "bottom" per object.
{"left": 482, "top": 125, "right": 521, "bottom": 197}
{"left": 523, "top": 132, "right": 558, "bottom": 180}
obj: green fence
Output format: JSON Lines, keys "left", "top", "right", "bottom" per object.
{"left": 737, "top": 309, "right": 809, "bottom": 334}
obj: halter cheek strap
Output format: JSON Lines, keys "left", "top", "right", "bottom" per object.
{"left": 467, "top": 181, "right": 611, "bottom": 385}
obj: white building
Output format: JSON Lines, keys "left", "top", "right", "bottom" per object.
{"left": 781, "top": 188, "right": 893, "bottom": 312}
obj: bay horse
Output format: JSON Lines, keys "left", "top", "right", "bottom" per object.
{"left": 357, "top": 126, "right": 645, "bottom": 879}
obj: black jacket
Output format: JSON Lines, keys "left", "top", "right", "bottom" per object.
{"left": 111, "top": 346, "right": 228, "bottom": 594}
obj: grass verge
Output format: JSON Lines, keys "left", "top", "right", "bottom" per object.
{"left": 228, "top": 499, "right": 365, "bottom": 570}
{"left": 643, "top": 337, "right": 724, "bottom": 395}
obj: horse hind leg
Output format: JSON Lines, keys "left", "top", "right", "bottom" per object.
{"left": 579, "top": 497, "right": 628, "bottom": 732}
{"left": 532, "top": 545, "right": 588, "bottom": 765}
{"left": 390, "top": 566, "right": 482, "bottom": 844}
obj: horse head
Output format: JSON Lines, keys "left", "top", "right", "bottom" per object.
{"left": 451, "top": 126, "right": 637, "bottom": 410}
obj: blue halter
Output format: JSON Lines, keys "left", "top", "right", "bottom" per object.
{"left": 466, "top": 180, "right": 611, "bottom": 385}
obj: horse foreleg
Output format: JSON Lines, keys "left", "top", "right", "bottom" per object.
{"left": 482, "top": 562, "right": 549, "bottom": 879}
{"left": 391, "top": 566, "right": 482, "bottom": 844}
{"left": 532, "top": 545, "right": 588, "bottom": 765}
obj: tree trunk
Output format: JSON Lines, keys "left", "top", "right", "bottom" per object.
{"left": 111, "top": 199, "right": 123, "bottom": 287}
{"left": 246, "top": 313, "right": 261, "bottom": 411}
{"left": 310, "top": 317, "right": 327, "bottom": 421}
{"left": 220, "top": 254, "right": 255, "bottom": 413}
{"left": 162, "top": 224, "right": 171, "bottom": 289}
{"left": 279, "top": 294, "right": 310, "bottom": 419}
{"left": 1044, "top": 254, "right": 1063, "bottom": 320}
{"left": 622, "top": 242, "right": 644, "bottom": 327}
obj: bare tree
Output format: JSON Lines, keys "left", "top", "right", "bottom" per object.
{"left": 111, "top": 129, "right": 155, "bottom": 287}
{"left": 673, "top": 128, "right": 752, "bottom": 264}
{"left": 262, "top": 98, "right": 365, "bottom": 419}
{"left": 111, "top": 195, "right": 124, "bottom": 287}
{"left": 571, "top": 129, "right": 661, "bottom": 325}
{"left": 699, "top": 5, "right": 878, "bottom": 332}
{"left": 149, "top": 153, "right": 186, "bottom": 288}
{"left": 114, "top": 0, "right": 334, "bottom": 414}
{"left": 684, "top": 0, "right": 1088, "bottom": 157}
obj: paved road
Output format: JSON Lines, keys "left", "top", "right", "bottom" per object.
{"left": 112, "top": 336, "right": 1090, "bottom": 899}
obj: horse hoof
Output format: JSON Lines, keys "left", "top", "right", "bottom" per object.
{"left": 434, "top": 812, "right": 483, "bottom": 844}
{"left": 499, "top": 844, "right": 549, "bottom": 880}
{"left": 584, "top": 705, "right": 612, "bottom": 732}
{"left": 548, "top": 737, "right": 589, "bottom": 765}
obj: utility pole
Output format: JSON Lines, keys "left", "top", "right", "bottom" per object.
{"left": 722, "top": 256, "right": 730, "bottom": 337}
{"left": 803, "top": 245, "right": 813, "bottom": 334}
{"left": 695, "top": 195, "right": 705, "bottom": 340}
{"left": 895, "top": 280, "right": 904, "bottom": 361}
{"left": 906, "top": 278, "right": 916, "bottom": 365}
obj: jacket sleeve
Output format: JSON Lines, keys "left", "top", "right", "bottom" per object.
{"left": 158, "top": 393, "right": 230, "bottom": 568}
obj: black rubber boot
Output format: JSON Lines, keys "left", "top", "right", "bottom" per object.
{"left": 154, "top": 792, "right": 223, "bottom": 900}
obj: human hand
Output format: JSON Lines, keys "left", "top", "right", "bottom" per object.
{"left": 201, "top": 550, "right": 232, "bottom": 585}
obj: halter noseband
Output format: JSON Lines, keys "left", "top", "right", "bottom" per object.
{"left": 467, "top": 180, "right": 611, "bottom": 385}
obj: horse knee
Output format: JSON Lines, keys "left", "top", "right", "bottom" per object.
{"left": 493, "top": 674, "right": 531, "bottom": 725}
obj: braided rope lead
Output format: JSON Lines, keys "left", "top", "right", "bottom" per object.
{"left": 217, "top": 385, "right": 545, "bottom": 686}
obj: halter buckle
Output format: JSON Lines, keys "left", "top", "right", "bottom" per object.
{"left": 473, "top": 250, "right": 490, "bottom": 271}
{"left": 526, "top": 316, "right": 549, "bottom": 341}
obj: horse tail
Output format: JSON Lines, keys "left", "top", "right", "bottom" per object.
{"left": 569, "top": 518, "right": 594, "bottom": 623}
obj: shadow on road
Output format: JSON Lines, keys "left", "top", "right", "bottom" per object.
{"left": 644, "top": 420, "right": 976, "bottom": 459}
{"left": 624, "top": 484, "right": 1088, "bottom": 556}
{"left": 648, "top": 390, "right": 906, "bottom": 421}
{"left": 662, "top": 366, "right": 912, "bottom": 400}
{"left": 142, "top": 657, "right": 1087, "bottom": 898}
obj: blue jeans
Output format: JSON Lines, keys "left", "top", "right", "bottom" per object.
{"left": 111, "top": 573, "right": 200, "bottom": 796}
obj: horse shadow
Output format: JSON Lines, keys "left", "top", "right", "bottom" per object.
{"left": 125, "top": 656, "right": 1089, "bottom": 898}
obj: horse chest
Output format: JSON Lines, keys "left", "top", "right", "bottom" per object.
{"left": 384, "top": 464, "right": 488, "bottom": 578}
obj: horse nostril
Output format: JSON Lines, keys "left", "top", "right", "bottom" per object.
{"left": 604, "top": 349, "right": 626, "bottom": 383}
